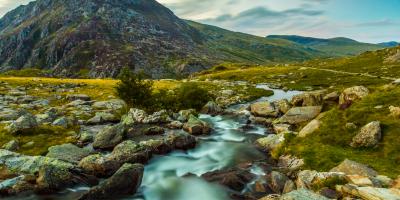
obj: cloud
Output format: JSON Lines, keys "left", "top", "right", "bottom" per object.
{"left": 355, "top": 19, "right": 399, "bottom": 27}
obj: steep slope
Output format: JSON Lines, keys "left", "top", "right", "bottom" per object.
{"left": 0, "top": 0, "right": 208, "bottom": 78}
{"left": 267, "top": 35, "right": 384, "bottom": 57}
{"left": 0, "top": 0, "right": 330, "bottom": 78}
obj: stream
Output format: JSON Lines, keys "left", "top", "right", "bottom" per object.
{"left": 135, "top": 85, "right": 302, "bottom": 200}
{"left": 4, "top": 85, "right": 302, "bottom": 200}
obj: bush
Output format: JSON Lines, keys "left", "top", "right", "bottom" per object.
{"left": 152, "top": 83, "right": 213, "bottom": 112}
{"left": 115, "top": 68, "right": 213, "bottom": 112}
{"left": 115, "top": 67, "right": 153, "bottom": 109}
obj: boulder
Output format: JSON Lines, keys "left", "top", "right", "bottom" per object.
{"left": 323, "top": 91, "right": 339, "bottom": 102}
{"left": 201, "top": 101, "right": 223, "bottom": 115}
{"left": 139, "top": 139, "right": 172, "bottom": 155}
{"left": 291, "top": 91, "right": 325, "bottom": 107}
{"left": 93, "top": 123, "right": 125, "bottom": 149}
{"left": 78, "top": 154, "right": 112, "bottom": 177}
{"left": 0, "top": 149, "right": 74, "bottom": 176}
{"left": 268, "top": 171, "right": 289, "bottom": 194}
{"left": 86, "top": 112, "right": 119, "bottom": 125}
{"left": 250, "top": 101, "right": 279, "bottom": 117}
{"left": 298, "top": 119, "right": 321, "bottom": 137}
{"left": 389, "top": 106, "right": 400, "bottom": 118}
{"left": 108, "top": 140, "right": 151, "bottom": 165}
{"left": 36, "top": 108, "right": 59, "bottom": 124}
{"left": 1, "top": 140, "right": 19, "bottom": 151}
{"left": 121, "top": 108, "right": 171, "bottom": 125}
{"left": 345, "top": 175, "right": 374, "bottom": 186}
{"left": 178, "top": 109, "right": 197, "bottom": 122}
{"left": 92, "top": 99, "right": 127, "bottom": 112}
{"left": 36, "top": 164, "right": 76, "bottom": 192}
{"left": 330, "top": 159, "right": 378, "bottom": 177}
{"left": 66, "top": 94, "right": 91, "bottom": 101}
{"left": 274, "top": 99, "right": 292, "bottom": 114}
{"left": 350, "top": 121, "right": 381, "bottom": 148}
{"left": 52, "top": 117, "right": 70, "bottom": 128}
{"left": 183, "top": 115, "right": 211, "bottom": 135}
{"left": 46, "top": 143, "right": 93, "bottom": 164}
{"left": 295, "top": 170, "right": 345, "bottom": 189}
{"left": 283, "top": 180, "right": 296, "bottom": 194}
{"left": 273, "top": 124, "right": 293, "bottom": 134}
{"left": 280, "top": 189, "right": 330, "bottom": 200}
{"left": 278, "top": 155, "right": 305, "bottom": 173}
{"left": 0, "top": 109, "right": 21, "bottom": 121}
{"left": 202, "top": 168, "right": 255, "bottom": 191}
{"left": 167, "top": 121, "right": 184, "bottom": 129}
{"left": 337, "top": 184, "right": 400, "bottom": 200}
{"left": 5, "top": 113, "right": 38, "bottom": 134}
{"left": 166, "top": 132, "right": 197, "bottom": 150}
{"left": 79, "top": 163, "right": 144, "bottom": 200}
{"left": 255, "top": 134, "right": 285, "bottom": 151}
{"left": 279, "top": 106, "right": 322, "bottom": 124}
{"left": 339, "top": 86, "right": 369, "bottom": 105}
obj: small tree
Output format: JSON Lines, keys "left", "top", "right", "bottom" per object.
{"left": 174, "top": 83, "right": 212, "bottom": 111}
{"left": 115, "top": 67, "right": 153, "bottom": 109}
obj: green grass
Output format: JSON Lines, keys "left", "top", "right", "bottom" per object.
{"left": 282, "top": 86, "right": 400, "bottom": 178}
{"left": 0, "top": 124, "right": 77, "bottom": 156}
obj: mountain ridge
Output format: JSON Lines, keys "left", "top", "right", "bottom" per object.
{"left": 266, "top": 35, "right": 384, "bottom": 56}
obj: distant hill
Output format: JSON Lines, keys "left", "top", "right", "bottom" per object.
{"left": 378, "top": 41, "right": 400, "bottom": 47}
{"left": 267, "top": 35, "right": 384, "bottom": 57}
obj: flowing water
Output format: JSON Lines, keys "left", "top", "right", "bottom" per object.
{"left": 133, "top": 84, "right": 302, "bottom": 200}
{"left": 4, "top": 84, "right": 301, "bottom": 200}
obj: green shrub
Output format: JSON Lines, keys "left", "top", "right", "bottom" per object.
{"left": 174, "top": 83, "right": 213, "bottom": 111}
{"left": 115, "top": 68, "right": 212, "bottom": 112}
{"left": 115, "top": 67, "right": 153, "bottom": 109}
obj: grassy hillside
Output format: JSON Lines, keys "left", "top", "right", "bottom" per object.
{"left": 188, "top": 21, "right": 325, "bottom": 64}
{"left": 267, "top": 35, "right": 384, "bottom": 57}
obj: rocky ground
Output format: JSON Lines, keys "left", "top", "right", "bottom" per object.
{"left": 0, "top": 76, "right": 400, "bottom": 200}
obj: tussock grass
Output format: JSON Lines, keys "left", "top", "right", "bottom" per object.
{"left": 283, "top": 86, "right": 400, "bottom": 178}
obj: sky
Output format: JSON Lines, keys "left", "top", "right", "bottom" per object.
{"left": 1, "top": 0, "right": 399, "bottom": 43}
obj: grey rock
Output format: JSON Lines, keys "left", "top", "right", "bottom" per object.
{"left": 350, "top": 121, "right": 381, "bottom": 148}
{"left": 5, "top": 112, "right": 38, "bottom": 134}
{"left": 339, "top": 86, "right": 369, "bottom": 105}
{"left": 255, "top": 134, "right": 285, "bottom": 151}
{"left": 250, "top": 101, "right": 279, "bottom": 117}
{"left": 92, "top": 99, "right": 127, "bottom": 112}
{"left": 279, "top": 106, "right": 322, "bottom": 124}
{"left": 183, "top": 115, "right": 211, "bottom": 135}
{"left": 86, "top": 112, "right": 119, "bottom": 125}
{"left": 93, "top": 123, "right": 126, "bottom": 149}
{"left": 79, "top": 163, "right": 143, "bottom": 200}
{"left": 201, "top": 101, "right": 223, "bottom": 115}
{"left": 275, "top": 99, "right": 292, "bottom": 114}
{"left": 291, "top": 91, "right": 325, "bottom": 107}
{"left": 1, "top": 140, "right": 19, "bottom": 151}
{"left": 46, "top": 143, "right": 93, "bottom": 164}
{"left": 268, "top": 171, "right": 289, "bottom": 194}
{"left": 280, "top": 189, "right": 330, "bottom": 200}
{"left": 330, "top": 159, "right": 378, "bottom": 177}
{"left": 337, "top": 184, "right": 400, "bottom": 200}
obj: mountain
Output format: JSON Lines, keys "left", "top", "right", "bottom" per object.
{"left": 0, "top": 0, "right": 379, "bottom": 78}
{"left": 266, "top": 35, "right": 384, "bottom": 57}
{"left": 378, "top": 41, "right": 399, "bottom": 47}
